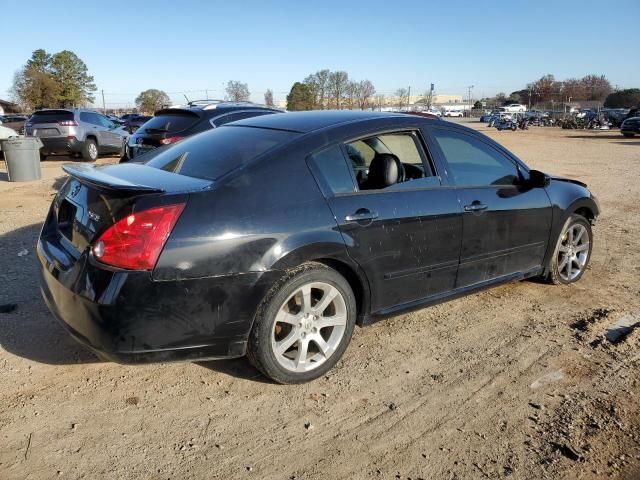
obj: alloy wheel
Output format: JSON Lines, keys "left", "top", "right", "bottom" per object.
{"left": 557, "top": 223, "right": 590, "bottom": 281}
{"left": 271, "top": 282, "right": 347, "bottom": 373}
{"left": 88, "top": 143, "right": 98, "bottom": 160}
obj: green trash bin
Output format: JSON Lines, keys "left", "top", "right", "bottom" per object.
{"left": 1, "top": 137, "right": 43, "bottom": 182}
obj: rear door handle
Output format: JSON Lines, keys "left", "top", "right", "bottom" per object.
{"left": 464, "top": 202, "right": 488, "bottom": 212}
{"left": 345, "top": 209, "right": 378, "bottom": 223}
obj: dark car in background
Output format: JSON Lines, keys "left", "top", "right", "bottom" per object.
{"left": 621, "top": 116, "right": 640, "bottom": 137}
{"left": 122, "top": 115, "right": 152, "bottom": 134}
{"left": 0, "top": 115, "right": 28, "bottom": 134}
{"left": 39, "top": 111, "right": 599, "bottom": 384}
{"left": 122, "top": 100, "right": 283, "bottom": 161}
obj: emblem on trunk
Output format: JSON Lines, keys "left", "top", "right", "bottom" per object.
{"left": 88, "top": 211, "right": 101, "bottom": 222}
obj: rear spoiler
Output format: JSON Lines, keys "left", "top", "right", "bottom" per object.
{"left": 62, "top": 163, "right": 165, "bottom": 193}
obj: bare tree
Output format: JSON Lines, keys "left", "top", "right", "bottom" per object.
{"left": 329, "top": 71, "right": 349, "bottom": 109}
{"left": 357, "top": 80, "right": 376, "bottom": 110}
{"left": 395, "top": 87, "right": 409, "bottom": 110}
{"left": 225, "top": 80, "right": 250, "bottom": 102}
{"left": 346, "top": 81, "right": 359, "bottom": 110}
{"left": 303, "top": 69, "right": 330, "bottom": 109}
{"left": 421, "top": 85, "right": 434, "bottom": 109}
{"left": 264, "top": 89, "right": 274, "bottom": 106}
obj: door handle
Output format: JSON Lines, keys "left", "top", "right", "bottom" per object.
{"left": 345, "top": 209, "right": 378, "bottom": 223}
{"left": 464, "top": 202, "right": 488, "bottom": 212}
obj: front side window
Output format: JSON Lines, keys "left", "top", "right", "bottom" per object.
{"left": 431, "top": 129, "right": 520, "bottom": 187}
{"left": 343, "top": 132, "right": 436, "bottom": 191}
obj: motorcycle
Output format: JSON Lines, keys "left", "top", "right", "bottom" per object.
{"left": 495, "top": 117, "right": 517, "bottom": 131}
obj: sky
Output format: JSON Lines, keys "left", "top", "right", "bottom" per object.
{"left": 1, "top": 0, "right": 638, "bottom": 108}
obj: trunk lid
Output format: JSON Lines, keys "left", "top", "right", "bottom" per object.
{"left": 41, "top": 163, "right": 210, "bottom": 261}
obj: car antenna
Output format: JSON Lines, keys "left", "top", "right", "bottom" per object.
{"left": 183, "top": 94, "right": 190, "bottom": 104}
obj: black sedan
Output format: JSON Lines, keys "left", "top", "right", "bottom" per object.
{"left": 38, "top": 111, "right": 599, "bottom": 384}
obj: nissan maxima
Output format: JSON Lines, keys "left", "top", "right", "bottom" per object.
{"left": 38, "top": 111, "right": 599, "bottom": 384}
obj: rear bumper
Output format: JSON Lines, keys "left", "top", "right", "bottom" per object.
{"left": 40, "top": 137, "right": 84, "bottom": 155}
{"left": 37, "top": 238, "right": 282, "bottom": 363}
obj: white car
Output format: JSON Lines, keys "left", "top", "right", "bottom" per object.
{"left": 444, "top": 110, "right": 464, "bottom": 117}
{"left": 0, "top": 124, "right": 18, "bottom": 140}
{"left": 500, "top": 104, "right": 527, "bottom": 113}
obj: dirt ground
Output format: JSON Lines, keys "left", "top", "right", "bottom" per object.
{"left": 1, "top": 122, "right": 639, "bottom": 480}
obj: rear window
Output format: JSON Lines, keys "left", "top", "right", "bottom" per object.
{"left": 145, "top": 126, "right": 298, "bottom": 180}
{"left": 30, "top": 110, "right": 74, "bottom": 123}
{"left": 141, "top": 113, "right": 198, "bottom": 133}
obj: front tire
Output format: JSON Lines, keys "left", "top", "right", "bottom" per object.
{"left": 81, "top": 138, "right": 99, "bottom": 162}
{"left": 547, "top": 214, "right": 593, "bottom": 285}
{"left": 247, "top": 262, "right": 356, "bottom": 384}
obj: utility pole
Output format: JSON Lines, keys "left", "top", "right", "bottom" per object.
{"left": 467, "top": 85, "right": 474, "bottom": 114}
{"left": 101, "top": 89, "right": 106, "bottom": 115}
{"left": 407, "top": 86, "right": 411, "bottom": 111}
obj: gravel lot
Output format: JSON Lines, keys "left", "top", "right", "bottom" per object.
{"left": 1, "top": 121, "right": 639, "bottom": 479}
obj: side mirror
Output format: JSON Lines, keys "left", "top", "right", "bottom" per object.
{"left": 528, "top": 169, "right": 550, "bottom": 188}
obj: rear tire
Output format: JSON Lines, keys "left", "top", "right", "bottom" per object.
{"left": 546, "top": 214, "right": 593, "bottom": 285}
{"left": 39, "top": 152, "right": 47, "bottom": 161}
{"left": 81, "top": 139, "right": 98, "bottom": 162}
{"left": 622, "top": 133, "right": 635, "bottom": 138}
{"left": 247, "top": 262, "right": 356, "bottom": 384}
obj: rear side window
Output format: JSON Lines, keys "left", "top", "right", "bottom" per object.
{"left": 212, "top": 111, "right": 275, "bottom": 127}
{"left": 30, "top": 110, "right": 74, "bottom": 123}
{"left": 431, "top": 129, "right": 519, "bottom": 186}
{"left": 142, "top": 113, "right": 199, "bottom": 133}
{"left": 310, "top": 145, "right": 355, "bottom": 194}
{"left": 145, "top": 126, "right": 298, "bottom": 180}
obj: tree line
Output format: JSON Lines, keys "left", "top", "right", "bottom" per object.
{"left": 286, "top": 70, "right": 377, "bottom": 111}
{"left": 486, "top": 73, "right": 619, "bottom": 107}
{"left": 10, "top": 52, "right": 638, "bottom": 113}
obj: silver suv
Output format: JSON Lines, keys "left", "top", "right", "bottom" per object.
{"left": 25, "top": 109, "right": 129, "bottom": 161}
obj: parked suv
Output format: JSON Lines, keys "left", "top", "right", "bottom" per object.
{"left": 122, "top": 101, "right": 283, "bottom": 161}
{"left": 25, "top": 109, "right": 129, "bottom": 161}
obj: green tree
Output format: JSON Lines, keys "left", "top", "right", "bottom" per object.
{"left": 50, "top": 50, "right": 96, "bottom": 106}
{"left": 26, "top": 49, "right": 52, "bottom": 72}
{"left": 11, "top": 66, "right": 61, "bottom": 110}
{"left": 604, "top": 89, "right": 640, "bottom": 108}
{"left": 135, "top": 89, "right": 170, "bottom": 113}
{"left": 473, "top": 100, "right": 483, "bottom": 109}
{"left": 286, "top": 82, "right": 315, "bottom": 111}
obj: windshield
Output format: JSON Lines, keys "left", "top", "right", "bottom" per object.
{"left": 145, "top": 126, "right": 299, "bottom": 180}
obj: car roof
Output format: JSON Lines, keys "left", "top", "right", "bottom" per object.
{"left": 231, "top": 110, "right": 409, "bottom": 133}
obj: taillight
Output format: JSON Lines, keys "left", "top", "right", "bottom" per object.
{"left": 59, "top": 120, "right": 78, "bottom": 126}
{"left": 159, "top": 136, "right": 184, "bottom": 145}
{"left": 92, "top": 204, "right": 185, "bottom": 270}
